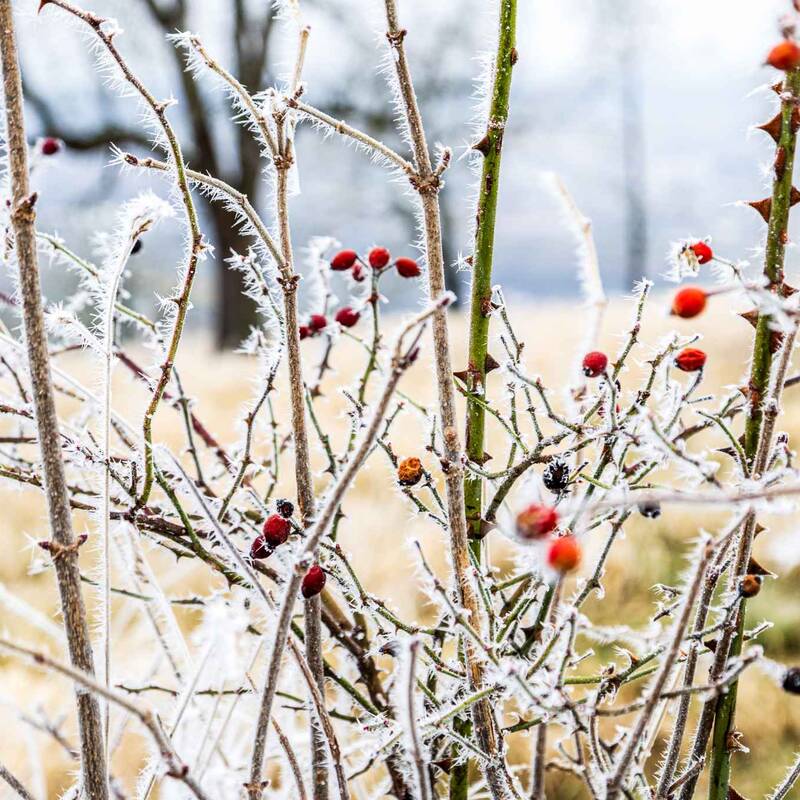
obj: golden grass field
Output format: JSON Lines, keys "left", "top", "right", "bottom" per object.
{"left": 1, "top": 294, "right": 799, "bottom": 798}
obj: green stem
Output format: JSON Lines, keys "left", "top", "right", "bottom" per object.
{"left": 455, "top": 5, "right": 516, "bottom": 797}
{"left": 707, "top": 67, "right": 800, "bottom": 800}
{"left": 463, "top": 0, "right": 518, "bottom": 542}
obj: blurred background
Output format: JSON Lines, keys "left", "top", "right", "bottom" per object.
{"left": 6, "top": 0, "right": 796, "bottom": 346}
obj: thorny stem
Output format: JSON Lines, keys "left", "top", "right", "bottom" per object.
{"left": 0, "top": 4, "right": 109, "bottom": 798}
{"left": 464, "top": 0, "right": 517, "bottom": 545}
{"left": 707, "top": 66, "right": 800, "bottom": 800}
{"left": 382, "top": 2, "right": 511, "bottom": 797}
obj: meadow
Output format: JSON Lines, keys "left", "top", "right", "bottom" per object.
{"left": 2, "top": 295, "right": 799, "bottom": 798}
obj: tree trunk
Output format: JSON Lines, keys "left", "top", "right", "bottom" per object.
{"left": 209, "top": 199, "right": 260, "bottom": 349}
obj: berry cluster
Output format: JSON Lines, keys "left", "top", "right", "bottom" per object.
{"left": 249, "top": 499, "right": 325, "bottom": 598}
{"left": 299, "top": 246, "right": 422, "bottom": 341}
{"left": 330, "top": 247, "right": 421, "bottom": 280}
{"left": 578, "top": 240, "right": 712, "bottom": 383}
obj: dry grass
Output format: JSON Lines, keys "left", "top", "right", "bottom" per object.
{"left": 1, "top": 294, "right": 799, "bottom": 797}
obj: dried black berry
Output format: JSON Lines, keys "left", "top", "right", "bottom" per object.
{"left": 782, "top": 667, "right": 800, "bottom": 694}
{"left": 275, "top": 498, "right": 294, "bottom": 519}
{"left": 638, "top": 501, "right": 661, "bottom": 519}
{"left": 543, "top": 457, "right": 570, "bottom": 495}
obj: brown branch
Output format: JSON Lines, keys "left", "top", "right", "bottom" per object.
{"left": 0, "top": 4, "right": 108, "bottom": 797}
{"left": 381, "top": 3, "right": 510, "bottom": 797}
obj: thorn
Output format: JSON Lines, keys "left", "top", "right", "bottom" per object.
{"left": 739, "top": 309, "right": 759, "bottom": 328}
{"left": 772, "top": 80, "right": 784, "bottom": 94}
{"left": 791, "top": 186, "right": 800, "bottom": 206}
{"left": 726, "top": 730, "right": 748, "bottom": 755}
{"left": 748, "top": 197, "right": 772, "bottom": 223}
{"left": 746, "top": 555, "right": 775, "bottom": 576}
{"left": 485, "top": 353, "right": 500, "bottom": 373}
{"left": 453, "top": 369, "right": 469, "bottom": 384}
{"left": 472, "top": 135, "right": 491, "bottom": 156}
{"left": 757, "top": 112, "right": 783, "bottom": 143}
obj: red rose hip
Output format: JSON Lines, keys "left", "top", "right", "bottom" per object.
{"left": 582, "top": 351, "right": 608, "bottom": 378}
{"left": 250, "top": 535, "right": 272, "bottom": 560}
{"left": 547, "top": 535, "right": 581, "bottom": 573}
{"left": 675, "top": 347, "right": 707, "bottom": 372}
{"left": 330, "top": 249, "right": 358, "bottom": 271}
{"left": 301, "top": 565, "right": 326, "bottom": 598}
{"left": 671, "top": 286, "right": 707, "bottom": 319}
{"left": 515, "top": 503, "right": 559, "bottom": 540}
{"left": 299, "top": 325, "right": 311, "bottom": 340}
{"left": 766, "top": 40, "right": 800, "bottom": 71}
{"left": 261, "top": 513, "right": 291, "bottom": 548}
{"left": 40, "top": 137, "right": 61, "bottom": 156}
{"left": 335, "top": 306, "right": 360, "bottom": 328}
{"left": 689, "top": 242, "right": 713, "bottom": 264}
{"left": 396, "top": 257, "right": 421, "bottom": 278}
{"left": 368, "top": 247, "right": 391, "bottom": 269}
{"left": 309, "top": 314, "right": 327, "bottom": 332}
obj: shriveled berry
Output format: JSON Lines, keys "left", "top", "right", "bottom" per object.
{"left": 397, "top": 456, "right": 423, "bottom": 487}
{"left": 675, "top": 347, "right": 707, "bottom": 373}
{"left": 767, "top": 40, "right": 800, "bottom": 71}
{"left": 276, "top": 498, "right": 294, "bottom": 518}
{"left": 689, "top": 241, "right": 713, "bottom": 264}
{"left": 262, "top": 513, "right": 291, "bottom": 548}
{"left": 40, "top": 137, "right": 60, "bottom": 156}
{"left": 330, "top": 249, "right": 358, "bottom": 271}
{"left": 368, "top": 247, "right": 391, "bottom": 269}
{"left": 309, "top": 314, "right": 327, "bottom": 332}
{"left": 250, "top": 535, "right": 272, "bottom": 560}
{"left": 131, "top": 238, "right": 143, "bottom": 255}
{"left": 515, "top": 503, "right": 558, "bottom": 540}
{"left": 782, "top": 667, "right": 800, "bottom": 694}
{"left": 543, "top": 457, "right": 570, "bottom": 495}
{"left": 335, "top": 306, "right": 360, "bottom": 328}
{"left": 739, "top": 574, "right": 762, "bottom": 598}
{"left": 638, "top": 501, "right": 661, "bottom": 519}
{"left": 547, "top": 535, "right": 581, "bottom": 573}
{"left": 672, "top": 286, "right": 707, "bottom": 319}
{"left": 396, "top": 257, "right": 421, "bottom": 278}
{"left": 301, "top": 565, "right": 326, "bottom": 598}
{"left": 582, "top": 351, "right": 608, "bottom": 378}
{"left": 351, "top": 263, "right": 366, "bottom": 282}
{"left": 299, "top": 325, "right": 312, "bottom": 340}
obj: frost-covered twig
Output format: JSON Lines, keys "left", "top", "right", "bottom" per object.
{"left": 41, "top": 0, "right": 205, "bottom": 512}
{"left": 0, "top": 639, "right": 210, "bottom": 800}
{"left": 0, "top": 5, "right": 108, "bottom": 797}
